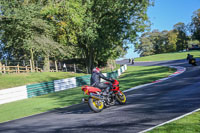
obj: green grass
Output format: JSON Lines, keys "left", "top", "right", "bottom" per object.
{"left": 118, "top": 66, "right": 175, "bottom": 91}
{"left": 0, "top": 66, "right": 175, "bottom": 123}
{"left": 135, "top": 50, "right": 200, "bottom": 61}
{"left": 0, "top": 72, "right": 86, "bottom": 90}
{"left": 147, "top": 111, "right": 200, "bottom": 133}
{"left": 0, "top": 87, "right": 85, "bottom": 123}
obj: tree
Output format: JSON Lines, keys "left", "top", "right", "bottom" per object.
{"left": 0, "top": 0, "right": 154, "bottom": 73}
{"left": 0, "top": 0, "right": 66, "bottom": 71}
{"left": 190, "top": 9, "right": 200, "bottom": 41}
{"left": 151, "top": 30, "right": 166, "bottom": 54}
{"left": 136, "top": 29, "right": 177, "bottom": 56}
{"left": 187, "top": 39, "right": 200, "bottom": 49}
{"left": 173, "top": 22, "right": 188, "bottom": 51}
{"left": 166, "top": 30, "right": 177, "bottom": 52}
{"left": 78, "top": 0, "right": 154, "bottom": 73}
{"left": 135, "top": 32, "right": 154, "bottom": 56}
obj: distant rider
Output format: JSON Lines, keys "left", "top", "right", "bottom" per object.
{"left": 90, "top": 67, "right": 113, "bottom": 95}
{"left": 187, "top": 54, "right": 193, "bottom": 60}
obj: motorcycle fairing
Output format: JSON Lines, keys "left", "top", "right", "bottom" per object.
{"left": 82, "top": 85, "right": 102, "bottom": 95}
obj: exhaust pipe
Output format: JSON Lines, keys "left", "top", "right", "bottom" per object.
{"left": 90, "top": 93, "right": 103, "bottom": 100}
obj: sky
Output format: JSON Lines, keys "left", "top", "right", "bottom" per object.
{"left": 123, "top": 0, "right": 200, "bottom": 59}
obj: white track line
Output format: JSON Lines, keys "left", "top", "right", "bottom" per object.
{"left": 139, "top": 108, "right": 200, "bottom": 133}
{"left": 124, "top": 66, "right": 186, "bottom": 93}
{"left": 123, "top": 65, "right": 195, "bottom": 133}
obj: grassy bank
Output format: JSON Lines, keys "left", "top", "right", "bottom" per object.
{"left": 0, "top": 66, "right": 175, "bottom": 123}
{"left": 135, "top": 50, "right": 200, "bottom": 61}
{"left": 147, "top": 111, "right": 200, "bottom": 133}
{"left": 0, "top": 72, "right": 86, "bottom": 90}
{"left": 0, "top": 64, "right": 121, "bottom": 90}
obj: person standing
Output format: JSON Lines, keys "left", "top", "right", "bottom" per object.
{"left": 131, "top": 58, "right": 134, "bottom": 65}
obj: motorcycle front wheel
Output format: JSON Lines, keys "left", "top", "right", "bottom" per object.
{"left": 116, "top": 91, "right": 126, "bottom": 104}
{"left": 88, "top": 97, "right": 104, "bottom": 113}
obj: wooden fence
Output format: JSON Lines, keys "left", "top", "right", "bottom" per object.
{"left": 0, "top": 65, "right": 41, "bottom": 74}
{"left": 0, "top": 60, "right": 82, "bottom": 73}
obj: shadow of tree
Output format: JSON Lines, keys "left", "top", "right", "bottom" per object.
{"left": 1, "top": 68, "right": 200, "bottom": 133}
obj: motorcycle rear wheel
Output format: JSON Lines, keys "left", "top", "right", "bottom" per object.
{"left": 116, "top": 91, "right": 126, "bottom": 105}
{"left": 88, "top": 97, "right": 104, "bottom": 113}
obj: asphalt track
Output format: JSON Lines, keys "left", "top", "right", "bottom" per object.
{"left": 1, "top": 59, "right": 200, "bottom": 133}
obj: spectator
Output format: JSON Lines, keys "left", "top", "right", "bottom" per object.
{"left": 129, "top": 58, "right": 131, "bottom": 63}
{"left": 131, "top": 58, "right": 134, "bottom": 65}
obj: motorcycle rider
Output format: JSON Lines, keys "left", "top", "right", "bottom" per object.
{"left": 187, "top": 54, "right": 193, "bottom": 60}
{"left": 187, "top": 54, "right": 197, "bottom": 65}
{"left": 90, "top": 67, "right": 113, "bottom": 95}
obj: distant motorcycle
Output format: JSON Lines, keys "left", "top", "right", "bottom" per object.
{"left": 81, "top": 79, "right": 126, "bottom": 113}
{"left": 189, "top": 58, "right": 197, "bottom": 66}
{"left": 187, "top": 54, "right": 197, "bottom": 66}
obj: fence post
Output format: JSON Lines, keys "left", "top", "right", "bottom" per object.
{"left": 3, "top": 64, "right": 6, "bottom": 73}
{"left": 55, "top": 61, "right": 58, "bottom": 72}
{"left": 7, "top": 66, "right": 10, "bottom": 74}
{"left": 17, "top": 64, "right": 20, "bottom": 73}
{"left": 29, "top": 60, "right": 33, "bottom": 72}
{"left": 26, "top": 66, "right": 28, "bottom": 73}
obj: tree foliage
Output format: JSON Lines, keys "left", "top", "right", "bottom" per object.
{"left": 0, "top": 0, "right": 154, "bottom": 73}
{"left": 173, "top": 22, "right": 188, "bottom": 51}
{"left": 190, "top": 9, "right": 200, "bottom": 41}
{"left": 135, "top": 30, "right": 178, "bottom": 56}
{"left": 136, "top": 8, "right": 200, "bottom": 57}
{"left": 0, "top": 0, "right": 63, "bottom": 71}
{"left": 78, "top": 0, "right": 153, "bottom": 73}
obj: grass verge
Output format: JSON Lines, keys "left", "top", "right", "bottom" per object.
{"left": 0, "top": 72, "right": 86, "bottom": 90}
{"left": 118, "top": 66, "right": 175, "bottom": 91}
{"left": 135, "top": 50, "right": 200, "bottom": 61}
{"left": 147, "top": 111, "right": 200, "bottom": 133}
{"left": 0, "top": 66, "right": 175, "bottom": 123}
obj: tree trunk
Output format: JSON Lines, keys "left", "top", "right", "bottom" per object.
{"left": 55, "top": 60, "right": 58, "bottom": 72}
{"left": 85, "top": 49, "right": 90, "bottom": 74}
{"left": 30, "top": 48, "right": 35, "bottom": 72}
{"left": 29, "top": 59, "right": 33, "bottom": 72}
{"left": 44, "top": 55, "right": 50, "bottom": 72}
{"left": 87, "top": 48, "right": 94, "bottom": 74}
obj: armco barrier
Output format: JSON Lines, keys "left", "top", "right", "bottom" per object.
{"left": 54, "top": 77, "right": 76, "bottom": 92}
{"left": 0, "top": 86, "right": 27, "bottom": 104}
{"left": 107, "top": 70, "right": 119, "bottom": 79}
{"left": 117, "top": 69, "right": 121, "bottom": 77}
{"left": 76, "top": 75, "right": 91, "bottom": 86}
{"left": 27, "top": 81, "right": 54, "bottom": 98}
{"left": 0, "top": 65, "right": 127, "bottom": 104}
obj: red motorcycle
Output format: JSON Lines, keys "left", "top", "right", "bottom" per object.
{"left": 81, "top": 79, "right": 126, "bottom": 113}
